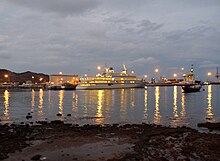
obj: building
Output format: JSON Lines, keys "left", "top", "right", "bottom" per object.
{"left": 49, "top": 74, "right": 79, "bottom": 85}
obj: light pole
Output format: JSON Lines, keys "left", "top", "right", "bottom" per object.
{"left": 154, "top": 68, "right": 159, "bottom": 82}
{"left": 144, "top": 75, "right": 148, "bottom": 82}
{"left": 208, "top": 72, "right": 212, "bottom": 82}
{"left": 173, "top": 73, "right": 177, "bottom": 82}
{"left": 97, "top": 66, "right": 101, "bottom": 76}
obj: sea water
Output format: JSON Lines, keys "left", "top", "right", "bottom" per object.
{"left": 0, "top": 85, "right": 220, "bottom": 128}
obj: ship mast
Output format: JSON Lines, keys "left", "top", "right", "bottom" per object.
{"left": 215, "top": 67, "right": 220, "bottom": 81}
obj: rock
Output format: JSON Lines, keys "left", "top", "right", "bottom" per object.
{"left": 26, "top": 115, "right": 32, "bottom": 119}
{"left": 31, "top": 154, "right": 42, "bottom": 160}
{"left": 57, "top": 113, "right": 62, "bottom": 117}
{"left": 67, "top": 114, "right": 71, "bottom": 117}
{"left": 51, "top": 120, "right": 64, "bottom": 124}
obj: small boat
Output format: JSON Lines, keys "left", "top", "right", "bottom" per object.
{"left": 48, "top": 84, "right": 63, "bottom": 90}
{"left": 182, "top": 84, "right": 202, "bottom": 93}
{"left": 181, "top": 64, "right": 202, "bottom": 93}
{"left": 62, "top": 83, "right": 77, "bottom": 90}
{"left": 48, "top": 83, "right": 77, "bottom": 90}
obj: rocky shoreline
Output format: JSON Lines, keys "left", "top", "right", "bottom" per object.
{"left": 1, "top": 121, "right": 220, "bottom": 161}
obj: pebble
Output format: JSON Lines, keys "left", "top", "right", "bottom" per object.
{"left": 57, "top": 113, "right": 62, "bottom": 117}
{"left": 26, "top": 115, "right": 32, "bottom": 119}
{"left": 31, "top": 154, "right": 42, "bottom": 160}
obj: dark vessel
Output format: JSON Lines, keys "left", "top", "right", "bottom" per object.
{"left": 182, "top": 84, "right": 202, "bottom": 93}
{"left": 62, "top": 83, "right": 77, "bottom": 90}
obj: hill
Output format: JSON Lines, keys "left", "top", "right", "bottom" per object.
{"left": 0, "top": 69, "right": 49, "bottom": 84}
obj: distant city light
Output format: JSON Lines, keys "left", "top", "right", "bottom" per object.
{"left": 59, "top": 72, "right": 62, "bottom": 75}
{"left": 144, "top": 75, "right": 148, "bottom": 78}
{"left": 173, "top": 73, "right": 177, "bottom": 77}
{"left": 155, "top": 69, "right": 159, "bottom": 73}
{"left": 131, "top": 70, "right": 134, "bottom": 74}
{"left": 4, "top": 74, "right": 8, "bottom": 78}
{"left": 39, "top": 78, "right": 43, "bottom": 81}
{"left": 85, "top": 74, "right": 87, "bottom": 77}
{"left": 181, "top": 67, "right": 184, "bottom": 71}
{"left": 208, "top": 72, "right": 212, "bottom": 76}
{"left": 32, "top": 76, "right": 34, "bottom": 79}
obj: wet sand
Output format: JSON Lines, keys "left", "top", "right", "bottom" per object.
{"left": 1, "top": 121, "right": 220, "bottom": 161}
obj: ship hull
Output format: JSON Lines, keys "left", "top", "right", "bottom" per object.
{"left": 76, "top": 82, "right": 145, "bottom": 90}
{"left": 182, "top": 84, "right": 202, "bottom": 93}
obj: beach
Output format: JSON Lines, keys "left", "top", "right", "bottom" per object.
{"left": 1, "top": 121, "right": 220, "bottom": 161}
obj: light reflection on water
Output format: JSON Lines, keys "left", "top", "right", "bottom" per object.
{"left": 3, "top": 90, "right": 10, "bottom": 121}
{"left": 154, "top": 86, "right": 160, "bottom": 124}
{"left": 1, "top": 86, "right": 220, "bottom": 128}
{"left": 207, "top": 85, "right": 214, "bottom": 121}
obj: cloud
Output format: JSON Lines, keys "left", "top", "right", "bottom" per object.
{"left": 137, "top": 20, "right": 163, "bottom": 33}
{"left": 0, "top": 53, "right": 11, "bottom": 59}
{"left": 199, "top": 61, "right": 220, "bottom": 68}
{"left": 7, "top": 0, "right": 101, "bottom": 16}
{"left": 126, "top": 57, "right": 159, "bottom": 67}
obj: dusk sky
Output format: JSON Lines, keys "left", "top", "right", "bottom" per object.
{"left": 0, "top": 0, "right": 220, "bottom": 80}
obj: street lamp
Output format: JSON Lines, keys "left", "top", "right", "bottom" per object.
{"left": 144, "top": 75, "right": 148, "bottom": 82}
{"left": 208, "top": 72, "right": 212, "bottom": 82}
{"left": 173, "top": 73, "right": 177, "bottom": 78}
{"left": 59, "top": 72, "right": 62, "bottom": 75}
{"left": 154, "top": 68, "right": 159, "bottom": 82}
{"left": 97, "top": 66, "right": 101, "bottom": 70}
{"left": 131, "top": 70, "right": 134, "bottom": 74}
{"left": 173, "top": 73, "right": 177, "bottom": 82}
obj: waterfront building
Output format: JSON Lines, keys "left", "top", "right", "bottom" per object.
{"left": 49, "top": 74, "right": 79, "bottom": 85}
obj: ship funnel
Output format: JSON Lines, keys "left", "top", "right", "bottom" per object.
{"left": 122, "top": 64, "right": 127, "bottom": 74}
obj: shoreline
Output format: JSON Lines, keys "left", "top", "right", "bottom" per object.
{"left": 1, "top": 121, "right": 220, "bottom": 161}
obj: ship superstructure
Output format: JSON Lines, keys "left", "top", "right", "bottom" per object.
{"left": 76, "top": 65, "right": 145, "bottom": 90}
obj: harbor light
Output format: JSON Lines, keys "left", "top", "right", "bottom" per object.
{"left": 97, "top": 66, "right": 101, "bottom": 70}
{"left": 207, "top": 72, "right": 212, "bottom": 82}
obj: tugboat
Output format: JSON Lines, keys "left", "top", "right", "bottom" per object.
{"left": 181, "top": 64, "right": 202, "bottom": 93}
{"left": 182, "top": 84, "right": 202, "bottom": 93}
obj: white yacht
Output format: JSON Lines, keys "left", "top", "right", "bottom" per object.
{"left": 76, "top": 65, "right": 145, "bottom": 90}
